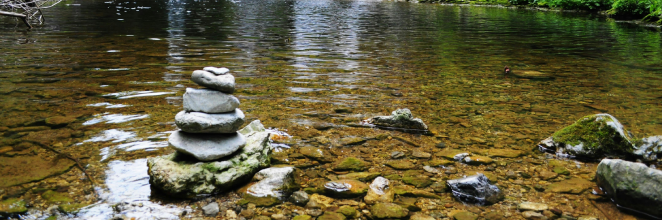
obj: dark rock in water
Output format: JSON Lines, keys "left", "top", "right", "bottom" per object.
{"left": 174, "top": 109, "right": 245, "bottom": 133}
{"left": 290, "top": 191, "right": 310, "bottom": 205}
{"left": 183, "top": 88, "right": 239, "bottom": 113}
{"left": 191, "top": 70, "right": 235, "bottom": 93}
{"left": 596, "top": 159, "right": 662, "bottom": 217}
{"left": 168, "top": 131, "right": 246, "bottom": 161}
{"left": 633, "top": 135, "right": 662, "bottom": 161}
{"left": 447, "top": 174, "right": 503, "bottom": 205}
{"left": 147, "top": 120, "right": 271, "bottom": 198}
{"left": 367, "top": 108, "right": 428, "bottom": 131}
{"left": 537, "top": 114, "right": 636, "bottom": 159}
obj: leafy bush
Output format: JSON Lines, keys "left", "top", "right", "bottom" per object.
{"left": 608, "top": 0, "right": 662, "bottom": 22}
{"left": 536, "top": 0, "right": 614, "bottom": 10}
{"left": 509, "top": 0, "right": 536, "bottom": 5}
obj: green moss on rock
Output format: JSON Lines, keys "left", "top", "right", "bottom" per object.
{"left": 402, "top": 170, "right": 433, "bottom": 188}
{"left": 58, "top": 203, "right": 89, "bottom": 214}
{"left": 334, "top": 157, "right": 367, "bottom": 171}
{"left": 550, "top": 114, "right": 635, "bottom": 158}
{"left": 42, "top": 190, "right": 73, "bottom": 203}
{"left": 318, "top": 212, "right": 346, "bottom": 220}
{"left": 0, "top": 198, "right": 27, "bottom": 215}
{"left": 371, "top": 202, "right": 409, "bottom": 219}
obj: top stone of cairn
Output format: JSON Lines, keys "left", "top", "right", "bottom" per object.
{"left": 191, "top": 70, "right": 235, "bottom": 93}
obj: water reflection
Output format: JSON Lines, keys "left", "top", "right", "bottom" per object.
{"left": 82, "top": 113, "right": 150, "bottom": 125}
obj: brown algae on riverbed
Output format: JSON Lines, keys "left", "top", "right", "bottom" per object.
{"left": 2, "top": 0, "right": 662, "bottom": 219}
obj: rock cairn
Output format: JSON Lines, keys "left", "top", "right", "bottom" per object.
{"left": 170, "top": 67, "right": 246, "bottom": 161}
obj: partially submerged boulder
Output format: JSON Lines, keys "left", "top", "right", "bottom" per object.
{"left": 241, "top": 166, "right": 297, "bottom": 206}
{"left": 596, "top": 159, "right": 662, "bottom": 217}
{"left": 447, "top": 174, "right": 503, "bottom": 205}
{"left": 538, "top": 114, "right": 636, "bottom": 159}
{"left": 366, "top": 109, "right": 428, "bottom": 133}
{"left": 147, "top": 120, "right": 271, "bottom": 198}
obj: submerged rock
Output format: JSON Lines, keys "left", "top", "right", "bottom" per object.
{"left": 191, "top": 70, "right": 235, "bottom": 93}
{"left": 182, "top": 88, "right": 240, "bottom": 113}
{"left": 447, "top": 174, "right": 503, "bottom": 205}
{"left": 367, "top": 109, "right": 428, "bottom": 132}
{"left": 0, "top": 154, "right": 75, "bottom": 188}
{"left": 174, "top": 109, "right": 245, "bottom": 133}
{"left": 333, "top": 157, "right": 367, "bottom": 171}
{"left": 370, "top": 202, "right": 409, "bottom": 219}
{"left": 243, "top": 166, "right": 297, "bottom": 206}
{"left": 323, "top": 179, "right": 369, "bottom": 198}
{"left": 538, "top": 114, "right": 636, "bottom": 158}
{"left": 511, "top": 70, "right": 554, "bottom": 79}
{"left": 633, "top": 135, "right": 662, "bottom": 161}
{"left": 0, "top": 198, "right": 27, "bottom": 216}
{"left": 289, "top": 191, "right": 310, "bottom": 205}
{"left": 147, "top": 120, "right": 271, "bottom": 198}
{"left": 545, "top": 178, "right": 593, "bottom": 194}
{"left": 596, "top": 159, "right": 662, "bottom": 217}
{"left": 168, "top": 131, "right": 246, "bottom": 161}
{"left": 364, "top": 177, "right": 394, "bottom": 204}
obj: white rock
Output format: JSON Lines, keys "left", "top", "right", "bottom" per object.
{"left": 183, "top": 88, "right": 239, "bottom": 113}
{"left": 168, "top": 131, "right": 246, "bottom": 161}
{"left": 175, "top": 109, "right": 245, "bottom": 133}
{"left": 518, "top": 202, "right": 549, "bottom": 211}
{"left": 191, "top": 70, "right": 235, "bottom": 93}
{"left": 247, "top": 167, "right": 296, "bottom": 199}
{"left": 204, "top": 66, "right": 230, "bottom": 75}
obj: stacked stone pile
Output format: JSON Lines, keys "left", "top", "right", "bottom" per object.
{"left": 171, "top": 67, "right": 246, "bottom": 161}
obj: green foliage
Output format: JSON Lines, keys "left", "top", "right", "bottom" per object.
{"left": 609, "top": 0, "right": 655, "bottom": 17}
{"left": 535, "top": 0, "right": 613, "bottom": 10}
{"left": 509, "top": 0, "right": 535, "bottom": 5}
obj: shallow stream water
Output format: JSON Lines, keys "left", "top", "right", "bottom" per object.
{"left": 1, "top": 0, "right": 662, "bottom": 219}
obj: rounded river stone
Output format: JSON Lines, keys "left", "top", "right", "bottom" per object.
{"left": 175, "top": 109, "right": 245, "bottom": 133}
{"left": 183, "top": 88, "right": 239, "bottom": 113}
{"left": 169, "top": 131, "right": 246, "bottom": 161}
{"left": 191, "top": 70, "right": 235, "bottom": 93}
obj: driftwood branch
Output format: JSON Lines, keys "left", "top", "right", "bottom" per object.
{"left": 27, "top": 140, "right": 97, "bottom": 186}
{"left": 0, "top": 10, "right": 31, "bottom": 29}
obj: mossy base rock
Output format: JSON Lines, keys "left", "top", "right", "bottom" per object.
{"left": 537, "top": 114, "right": 636, "bottom": 159}
{"left": 367, "top": 108, "right": 428, "bottom": 132}
{"left": 370, "top": 202, "right": 409, "bottom": 219}
{"left": 0, "top": 198, "right": 27, "bottom": 216}
{"left": 323, "top": 179, "right": 368, "bottom": 198}
{"left": 147, "top": 120, "right": 271, "bottom": 198}
{"left": 447, "top": 174, "right": 503, "bottom": 205}
{"left": 333, "top": 157, "right": 367, "bottom": 171}
{"left": 633, "top": 135, "right": 662, "bottom": 162}
{"left": 545, "top": 178, "right": 593, "bottom": 194}
{"left": 402, "top": 170, "right": 433, "bottom": 188}
{"left": 596, "top": 159, "right": 662, "bottom": 217}
{"left": 242, "top": 166, "right": 297, "bottom": 207}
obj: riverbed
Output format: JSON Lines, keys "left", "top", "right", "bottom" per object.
{"left": 1, "top": 0, "right": 661, "bottom": 219}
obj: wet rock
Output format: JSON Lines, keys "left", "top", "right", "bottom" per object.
{"left": 518, "top": 202, "right": 548, "bottom": 211}
{"left": 0, "top": 155, "right": 75, "bottom": 188}
{"left": 183, "top": 88, "right": 240, "bottom": 113}
{"left": 0, "top": 146, "right": 11, "bottom": 154}
{"left": 426, "top": 159, "right": 454, "bottom": 166}
{"left": 367, "top": 108, "right": 428, "bottom": 131}
{"left": 385, "top": 160, "right": 416, "bottom": 170}
{"left": 402, "top": 170, "right": 433, "bottom": 188}
{"left": 364, "top": 177, "right": 394, "bottom": 204}
{"left": 338, "top": 137, "right": 366, "bottom": 146}
{"left": 202, "top": 202, "right": 219, "bottom": 216}
{"left": 147, "top": 120, "right": 271, "bottom": 198}
{"left": 203, "top": 66, "right": 229, "bottom": 75}
{"left": 422, "top": 165, "right": 441, "bottom": 174}
{"left": 552, "top": 166, "right": 570, "bottom": 175}
{"left": 323, "top": 179, "right": 368, "bottom": 198}
{"left": 394, "top": 197, "right": 420, "bottom": 211}
{"left": 546, "top": 178, "right": 593, "bottom": 194}
{"left": 463, "top": 155, "right": 494, "bottom": 165}
{"left": 243, "top": 167, "right": 297, "bottom": 206}
{"left": 174, "top": 109, "right": 245, "bottom": 133}
{"left": 430, "top": 181, "right": 448, "bottom": 193}
{"left": 370, "top": 203, "right": 409, "bottom": 219}
{"left": 512, "top": 70, "right": 554, "bottom": 79}
{"left": 168, "top": 131, "right": 246, "bottom": 161}
{"left": 300, "top": 146, "right": 332, "bottom": 162}
{"left": 191, "top": 70, "right": 235, "bottom": 93}
{"left": 447, "top": 174, "right": 504, "bottom": 205}
{"left": 538, "top": 170, "right": 558, "bottom": 180}
{"left": 313, "top": 122, "right": 334, "bottom": 131}
{"left": 0, "top": 198, "right": 27, "bottom": 216}
{"left": 317, "top": 212, "right": 346, "bottom": 220}
{"left": 412, "top": 150, "right": 431, "bottom": 159}
{"left": 45, "top": 116, "right": 76, "bottom": 128}
{"left": 435, "top": 142, "right": 446, "bottom": 148}
{"left": 333, "top": 157, "right": 367, "bottom": 171}
{"left": 634, "top": 135, "right": 662, "bottom": 161}
{"left": 42, "top": 190, "right": 73, "bottom": 203}
{"left": 290, "top": 191, "right": 310, "bottom": 205}
{"left": 435, "top": 149, "right": 470, "bottom": 160}
{"left": 411, "top": 213, "right": 435, "bottom": 220}
{"left": 505, "top": 170, "right": 517, "bottom": 179}
{"left": 538, "top": 114, "right": 636, "bottom": 158}
{"left": 453, "top": 211, "right": 477, "bottom": 220}
{"left": 596, "top": 159, "right": 662, "bottom": 217}
{"left": 293, "top": 215, "right": 312, "bottom": 220}
{"left": 521, "top": 211, "right": 546, "bottom": 220}
{"left": 338, "top": 172, "right": 381, "bottom": 182}
{"left": 484, "top": 211, "right": 504, "bottom": 220}
{"left": 391, "top": 151, "right": 405, "bottom": 159}
{"left": 305, "top": 194, "right": 334, "bottom": 209}
{"left": 392, "top": 186, "right": 441, "bottom": 199}
{"left": 337, "top": 205, "right": 357, "bottom": 218}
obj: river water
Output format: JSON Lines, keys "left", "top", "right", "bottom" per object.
{"left": 1, "top": 0, "right": 661, "bottom": 219}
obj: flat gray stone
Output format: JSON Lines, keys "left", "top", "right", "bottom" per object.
{"left": 147, "top": 120, "right": 271, "bottom": 198}
{"left": 191, "top": 70, "right": 235, "bottom": 93}
{"left": 183, "top": 88, "right": 239, "bottom": 113}
{"left": 175, "top": 109, "right": 245, "bottom": 133}
{"left": 202, "top": 202, "right": 219, "bottom": 216}
{"left": 203, "top": 67, "right": 229, "bottom": 75}
{"left": 168, "top": 131, "right": 246, "bottom": 161}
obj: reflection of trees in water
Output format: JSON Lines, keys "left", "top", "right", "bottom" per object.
{"left": 1, "top": 0, "right": 64, "bottom": 28}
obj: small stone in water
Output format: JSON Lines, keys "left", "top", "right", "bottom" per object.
{"left": 391, "top": 151, "right": 405, "bottom": 159}
{"left": 203, "top": 66, "right": 229, "bottom": 75}
{"left": 435, "top": 142, "right": 446, "bottom": 148}
{"left": 290, "top": 191, "right": 310, "bottom": 205}
{"left": 202, "top": 202, "right": 219, "bottom": 217}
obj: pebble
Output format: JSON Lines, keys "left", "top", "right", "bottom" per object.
{"left": 391, "top": 151, "right": 405, "bottom": 159}
{"left": 518, "top": 202, "right": 549, "bottom": 211}
{"left": 202, "top": 202, "right": 219, "bottom": 217}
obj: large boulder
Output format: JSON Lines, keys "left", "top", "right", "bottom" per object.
{"left": 367, "top": 109, "right": 428, "bottom": 132}
{"left": 174, "top": 109, "right": 245, "bottom": 133}
{"left": 242, "top": 166, "right": 297, "bottom": 206}
{"left": 147, "top": 120, "right": 271, "bottom": 198}
{"left": 596, "top": 159, "right": 662, "bottom": 217}
{"left": 447, "top": 174, "right": 503, "bottom": 205}
{"left": 538, "top": 114, "right": 636, "bottom": 159}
